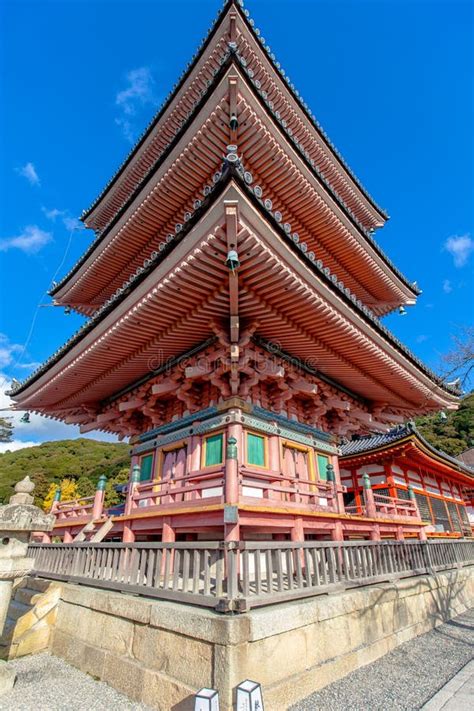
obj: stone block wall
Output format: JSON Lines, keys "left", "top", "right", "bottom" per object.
{"left": 4, "top": 567, "right": 474, "bottom": 710}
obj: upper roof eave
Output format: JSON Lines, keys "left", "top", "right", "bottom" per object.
{"left": 51, "top": 55, "right": 419, "bottom": 303}
{"left": 81, "top": 0, "right": 388, "bottom": 231}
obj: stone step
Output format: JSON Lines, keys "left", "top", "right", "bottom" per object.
{"left": 5, "top": 600, "right": 30, "bottom": 622}
{"left": 23, "top": 576, "right": 53, "bottom": 593}
{"left": 14, "top": 587, "right": 41, "bottom": 607}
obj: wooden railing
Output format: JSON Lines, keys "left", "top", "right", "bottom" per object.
{"left": 55, "top": 496, "right": 95, "bottom": 519}
{"left": 240, "top": 467, "right": 336, "bottom": 508}
{"left": 131, "top": 471, "right": 224, "bottom": 508}
{"left": 372, "top": 492, "right": 418, "bottom": 518}
{"left": 28, "top": 539, "right": 474, "bottom": 613}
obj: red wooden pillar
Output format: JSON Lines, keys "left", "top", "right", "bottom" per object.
{"left": 123, "top": 522, "right": 135, "bottom": 543}
{"left": 162, "top": 517, "right": 176, "bottom": 574}
{"left": 224, "top": 421, "right": 241, "bottom": 543}
{"left": 396, "top": 526, "right": 404, "bottom": 541}
{"left": 418, "top": 526, "right": 427, "bottom": 541}
{"left": 291, "top": 517, "right": 304, "bottom": 542}
{"left": 124, "top": 462, "right": 140, "bottom": 516}
{"left": 363, "top": 474, "right": 377, "bottom": 518}
{"left": 162, "top": 518, "right": 175, "bottom": 543}
{"left": 331, "top": 521, "right": 344, "bottom": 541}
{"left": 370, "top": 524, "right": 381, "bottom": 541}
{"left": 330, "top": 456, "right": 345, "bottom": 513}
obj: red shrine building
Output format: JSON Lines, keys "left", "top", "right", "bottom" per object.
{"left": 9, "top": 0, "right": 470, "bottom": 544}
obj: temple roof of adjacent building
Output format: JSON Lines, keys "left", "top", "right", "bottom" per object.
{"left": 340, "top": 423, "right": 474, "bottom": 478}
{"left": 80, "top": 0, "right": 388, "bottom": 230}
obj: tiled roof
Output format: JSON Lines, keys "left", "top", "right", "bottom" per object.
{"left": 82, "top": 0, "right": 388, "bottom": 225}
{"left": 8, "top": 162, "right": 460, "bottom": 399}
{"left": 340, "top": 424, "right": 474, "bottom": 477}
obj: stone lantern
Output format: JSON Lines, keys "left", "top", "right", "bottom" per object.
{"left": 0, "top": 476, "right": 54, "bottom": 693}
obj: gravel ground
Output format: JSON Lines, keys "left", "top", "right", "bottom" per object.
{"left": 0, "top": 653, "right": 153, "bottom": 711}
{"left": 291, "top": 608, "right": 474, "bottom": 711}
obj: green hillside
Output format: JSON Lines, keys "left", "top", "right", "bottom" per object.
{"left": 0, "top": 438, "right": 130, "bottom": 505}
{"left": 415, "top": 392, "right": 474, "bottom": 457}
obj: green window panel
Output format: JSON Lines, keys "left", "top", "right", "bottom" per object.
{"left": 205, "top": 433, "right": 223, "bottom": 467}
{"left": 140, "top": 454, "right": 154, "bottom": 481}
{"left": 317, "top": 454, "right": 329, "bottom": 481}
{"left": 247, "top": 433, "right": 265, "bottom": 467}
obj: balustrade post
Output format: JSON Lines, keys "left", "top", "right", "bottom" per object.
{"left": 362, "top": 474, "right": 377, "bottom": 518}
{"left": 370, "top": 524, "right": 381, "bottom": 541}
{"left": 50, "top": 487, "right": 61, "bottom": 514}
{"left": 407, "top": 484, "right": 422, "bottom": 520}
{"left": 329, "top": 458, "right": 345, "bottom": 513}
{"left": 124, "top": 464, "right": 140, "bottom": 516}
{"left": 92, "top": 474, "right": 107, "bottom": 519}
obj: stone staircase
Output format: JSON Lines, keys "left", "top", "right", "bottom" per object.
{"left": 0, "top": 576, "right": 61, "bottom": 660}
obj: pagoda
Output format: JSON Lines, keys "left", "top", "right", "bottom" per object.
{"left": 10, "top": 0, "right": 460, "bottom": 544}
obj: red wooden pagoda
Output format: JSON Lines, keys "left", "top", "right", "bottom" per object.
{"left": 9, "top": 0, "right": 463, "bottom": 545}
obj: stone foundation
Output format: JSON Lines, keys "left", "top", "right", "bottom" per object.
{"left": 4, "top": 567, "right": 474, "bottom": 710}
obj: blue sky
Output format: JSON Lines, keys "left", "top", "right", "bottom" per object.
{"left": 0, "top": 0, "right": 472, "bottom": 451}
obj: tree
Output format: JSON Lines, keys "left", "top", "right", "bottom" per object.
{"left": 440, "top": 326, "right": 474, "bottom": 391}
{"left": 43, "top": 482, "right": 58, "bottom": 512}
{"left": 0, "top": 416, "right": 13, "bottom": 443}
{"left": 416, "top": 392, "right": 474, "bottom": 456}
{"left": 104, "top": 467, "right": 130, "bottom": 508}
{"left": 42, "top": 477, "right": 78, "bottom": 512}
{"left": 31, "top": 471, "right": 51, "bottom": 507}
{"left": 77, "top": 476, "right": 96, "bottom": 499}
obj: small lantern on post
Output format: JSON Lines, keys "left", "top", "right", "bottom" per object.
{"left": 236, "top": 680, "right": 264, "bottom": 711}
{"left": 194, "top": 687, "right": 219, "bottom": 711}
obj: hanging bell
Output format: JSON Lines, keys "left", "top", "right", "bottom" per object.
{"left": 225, "top": 249, "right": 240, "bottom": 274}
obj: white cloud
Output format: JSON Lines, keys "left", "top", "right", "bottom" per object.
{"left": 416, "top": 334, "right": 429, "bottom": 344}
{"left": 0, "top": 373, "right": 120, "bottom": 447}
{"left": 0, "top": 334, "right": 23, "bottom": 369}
{"left": 442, "top": 279, "right": 453, "bottom": 294}
{"left": 17, "top": 162, "right": 40, "bottom": 186}
{"left": 0, "top": 440, "right": 37, "bottom": 454}
{"left": 0, "top": 225, "right": 52, "bottom": 254}
{"left": 115, "top": 117, "right": 134, "bottom": 143}
{"left": 42, "top": 207, "right": 83, "bottom": 232}
{"left": 444, "top": 234, "right": 473, "bottom": 267}
{"left": 116, "top": 67, "right": 155, "bottom": 114}
{"left": 41, "top": 207, "right": 63, "bottom": 221}
{"left": 62, "top": 216, "right": 82, "bottom": 231}
{"left": 115, "top": 67, "right": 157, "bottom": 142}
